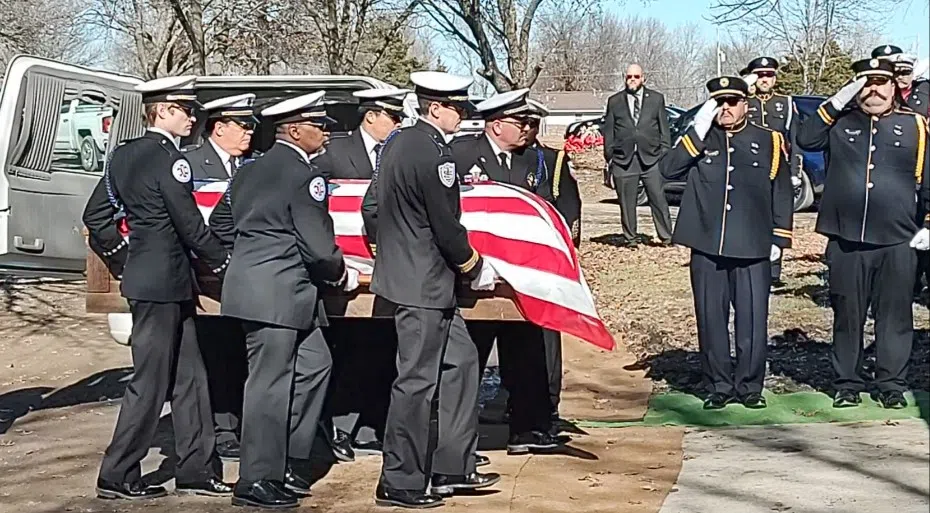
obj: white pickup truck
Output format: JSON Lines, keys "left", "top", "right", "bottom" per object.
{"left": 55, "top": 98, "right": 112, "bottom": 172}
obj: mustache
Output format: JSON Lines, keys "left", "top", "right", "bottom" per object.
{"left": 863, "top": 90, "right": 887, "bottom": 100}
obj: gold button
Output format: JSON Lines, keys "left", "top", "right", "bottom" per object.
{"left": 868, "top": 164, "right": 875, "bottom": 170}
{"left": 872, "top": 128, "right": 878, "bottom": 134}
{"left": 871, "top": 116, "right": 879, "bottom": 121}
{"left": 870, "top": 145, "right": 876, "bottom": 151}
{"left": 726, "top": 204, "right": 732, "bottom": 211}
{"left": 727, "top": 185, "right": 734, "bottom": 190}
{"left": 727, "top": 166, "right": 734, "bottom": 171}
{"left": 867, "top": 182, "right": 874, "bottom": 189}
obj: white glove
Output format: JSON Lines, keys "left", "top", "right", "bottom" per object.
{"left": 343, "top": 267, "right": 360, "bottom": 292}
{"left": 909, "top": 228, "right": 930, "bottom": 251}
{"left": 770, "top": 245, "right": 781, "bottom": 262}
{"left": 693, "top": 99, "right": 720, "bottom": 141}
{"left": 470, "top": 259, "right": 498, "bottom": 291}
{"left": 742, "top": 73, "right": 759, "bottom": 89}
{"left": 913, "top": 57, "right": 929, "bottom": 79}
{"left": 829, "top": 77, "right": 867, "bottom": 110}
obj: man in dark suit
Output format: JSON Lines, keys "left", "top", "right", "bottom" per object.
{"left": 185, "top": 94, "right": 256, "bottom": 181}
{"left": 180, "top": 93, "right": 258, "bottom": 463}
{"left": 221, "top": 91, "right": 359, "bottom": 508}
{"left": 315, "top": 89, "right": 408, "bottom": 179}
{"left": 602, "top": 63, "right": 673, "bottom": 247}
{"left": 312, "top": 89, "right": 409, "bottom": 459}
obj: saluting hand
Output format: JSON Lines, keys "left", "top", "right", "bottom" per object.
{"left": 693, "top": 99, "right": 720, "bottom": 141}
{"left": 829, "top": 77, "right": 867, "bottom": 110}
{"left": 742, "top": 73, "right": 759, "bottom": 89}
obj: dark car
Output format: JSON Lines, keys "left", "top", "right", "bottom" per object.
{"left": 573, "top": 96, "right": 827, "bottom": 211}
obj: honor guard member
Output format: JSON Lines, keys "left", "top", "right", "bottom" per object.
{"left": 525, "top": 98, "right": 582, "bottom": 419}
{"left": 450, "top": 89, "right": 566, "bottom": 454}
{"left": 94, "top": 76, "right": 233, "bottom": 500}
{"left": 663, "top": 76, "right": 794, "bottom": 410}
{"left": 796, "top": 58, "right": 930, "bottom": 409}
{"left": 873, "top": 44, "right": 930, "bottom": 114}
{"left": 371, "top": 71, "right": 501, "bottom": 509}
{"left": 220, "top": 91, "right": 359, "bottom": 509}
{"left": 743, "top": 56, "right": 800, "bottom": 288}
{"left": 313, "top": 88, "right": 409, "bottom": 459}
{"left": 182, "top": 93, "right": 258, "bottom": 462}
{"left": 315, "top": 88, "right": 408, "bottom": 179}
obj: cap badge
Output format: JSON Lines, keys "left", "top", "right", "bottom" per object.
{"left": 869, "top": 59, "right": 879, "bottom": 68}
{"left": 884, "top": 45, "right": 892, "bottom": 54}
{"left": 761, "top": 58, "right": 768, "bottom": 65}
{"left": 720, "top": 77, "right": 729, "bottom": 87}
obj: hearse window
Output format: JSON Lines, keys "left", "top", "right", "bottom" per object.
{"left": 7, "top": 71, "right": 142, "bottom": 179}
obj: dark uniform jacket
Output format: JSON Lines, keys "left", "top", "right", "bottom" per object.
{"left": 663, "top": 121, "right": 794, "bottom": 259}
{"left": 184, "top": 139, "right": 235, "bottom": 181}
{"left": 602, "top": 87, "right": 670, "bottom": 167}
{"left": 537, "top": 143, "right": 582, "bottom": 248}
{"left": 747, "top": 92, "right": 801, "bottom": 175}
{"left": 369, "top": 120, "right": 483, "bottom": 309}
{"left": 903, "top": 80, "right": 929, "bottom": 116}
{"left": 104, "top": 130, "right": 230, "bottom": 302}
{"left": 83, "top": 176, "right": 128, "bottom": 278}
{"left": 206, "top": 153, "right": 261, "bottom": 251}
{"left": 314, "top": 129, "right": 376, "bottom": 179}
{"left": 220, "top": 142, "right": 346, "bottom": 330}
{"left": 797, "top": 101, "right": 930, "bottom": 245}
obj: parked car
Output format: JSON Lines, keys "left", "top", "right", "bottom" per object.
{"left": 577, "top": 96, "right": 826, "bottom": 211}
{"left": 54, "top": 98, "right": 112, "bottom": 172}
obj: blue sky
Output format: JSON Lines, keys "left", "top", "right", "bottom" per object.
{"left": 615, "top": 0, "right": 930, "bottom": 59}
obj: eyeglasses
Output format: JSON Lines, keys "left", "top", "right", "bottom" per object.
{"left": 894, "top": 69, "right": 914, "bottom": 77}
{"left": 716, "top": 97, "right": 744, "bottom": 107}
{"left": 626, "top": 74, "right": 642, "bottom": 79}
{"left": 380, "top": 110, "right": 403, "bottom": 124}
{"left": 498, "top": 117, "right": 535, "bottom": 129}
{"left": 169, "top": 103, "right": 194, "bottom": 117}
{"left": 225, "top": 119, "right": 256, "bottom": 132}
{"left": 756, "top": 71, "right": 776, "bottom": 78}
{"left": 865, "top": 76, "right": 891, "bottom": 86}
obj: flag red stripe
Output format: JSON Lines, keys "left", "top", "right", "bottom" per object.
{"left": 466, "top": 232, "right": 578, "bottom": 282}
{"left": 511, "top": 292, "right": 615, "bottom": 350}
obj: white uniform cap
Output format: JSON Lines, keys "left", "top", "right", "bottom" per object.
{"left": 261, "top": 91, "right": 335, "bottom": 125}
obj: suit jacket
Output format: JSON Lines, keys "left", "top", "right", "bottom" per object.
{"left": 602, "top": 87, "right": 670, "bottom": 167}
{"left": 184, "top": 139, "right": 233, "bottom": 180}
{"left": 220, "top": 143, "right": 346, "bottom": 329}
{"left": 315, "top": 130, "right": 376, "bottom": 179}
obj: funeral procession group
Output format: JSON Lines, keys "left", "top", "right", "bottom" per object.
{"left": 80, "top": 38, "right": 929, "bottom": 509}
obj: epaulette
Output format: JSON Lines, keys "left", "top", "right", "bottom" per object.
{"left": 450, "top": 132, "right": 482, "bottom": 144}
{"left": 180, "top": 144, "right": 200, "bottom": 153}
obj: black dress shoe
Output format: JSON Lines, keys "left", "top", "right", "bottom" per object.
{"left": 506, "top": 430, "right": 565, "bottom": 454}
{"left": 283, "top": 465, "right": 312, "bottom": 496}
{"left": 232, "top": 480, "right": 298, "bottom": 509}
{"left": 878, "top": 390, "right": 908, "bottom": 409}
{"left": 431, "top": 472, "right": 501, "bottom": 496}
{"left": 375, "top": 482, "right": 444, "bottom": 509}
{"left": 331, "top": 429, "right": 356, "bottom": 462}
{"left": 740, "top": 392, "right": 767, "bottom": 409}
{"left": 96, "top": 479, "right": 168, "bottom": 500}
{"left": 217, "top": 440, "right": 240, "bottom": 461}
{"left": 352, "top": 440, "right": 383, "bottom": 455}
{"left": 833, "top": 389, "right": 861, "bottom": 408}
{"left": 176, "top": 476, "right": 234, "bottom": 497}
{"left": 703, "top": 392, "right": 735, "bottom": 410}
{"left": 475, "top": 453, "right": 490, "bottom": 467}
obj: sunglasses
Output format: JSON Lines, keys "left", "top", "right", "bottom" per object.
{"left": 716, "top": 96, "right": 744, "bottom": 107}
{"left": 381, "top": 110, "right": 403, "bottom": 124}
{"left": 170, "top": 103, "right": 194, "bottom": 117}
{"left": 626, "top": 74, "right": 642, "bottom": 79}
{"left": 756, "top": 71, "right": 776, "bottom": 78}
{"left": 865, "top": 76, "right": 892, "bottom": 86}
{"left": 225, "top": 119, "right": 256, "bottom": 131}
{"left": 894, "top": 69, "right": 914, "bottom": 77}
{"left": 499, "top": 117, "right": 537, "bottom": 129}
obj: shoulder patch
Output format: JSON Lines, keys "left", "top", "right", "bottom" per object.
{"left": 309, "top": 176, "right": 327, "bottom": 201}
{"left": 438, "top": 162, "right": 456, "bottom": 188}
{"left": 171, "top": 159, "right": 192, "bottom": 183}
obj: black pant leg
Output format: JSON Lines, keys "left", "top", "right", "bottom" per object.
{"left": 640, "top": 159, "right": 673, "bottom": 241}
{"left": 99, "top": 301, "right": 181, "bottom": 484}
{"left": 381, "top": 306, "right": 452, "bottom": 491}
{"left": 498, "top": 323, "right": 551, "bottom": 434}
{"left": 288, "top": 327, "right": 334, "bottom": 460}
{"left": 611, "top": 158, "right": 641, "bottom": 239}
{"left": 196, "top": 315, "right": 247, "bottom": 446}
{"left": 171, "top": 303, "right": 218, "bottom": 483}
{"left": 238, "top": 323, "right": 299, "bottom": 484}
{"left": 731, "top": 259, "right": 771, "bottom": 396}
{"left": 829, "top": 239, "right": 873, "bottom": 393}
{"left": 433, "top": 311, "right": 479, "bottom": 476}
{"left": 689, "top": 251, "right": 735, "bottom": 395}
{"left": 872, "top": 242, "right": 917, "bottom": 392}
{"left": 542, "top": 329, "right": 563, "bottom": 415}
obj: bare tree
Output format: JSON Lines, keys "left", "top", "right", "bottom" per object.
{"left": 708, "top": 0, "right": 905, "bottom": 92}
{"left": 0, "top": 0, "right": 89, "bottom": 70}
{"left": 419, "top": 0, "right": 606, "bottom": 92}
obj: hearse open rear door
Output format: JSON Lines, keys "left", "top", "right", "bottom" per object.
{"left": 0, "top": 55, "right": 142, "bottom": 276}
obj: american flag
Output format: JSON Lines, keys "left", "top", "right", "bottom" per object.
{"left": 192, "top": 179, "right": 615, "bottom": 350}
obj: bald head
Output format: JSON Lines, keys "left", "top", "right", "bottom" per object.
{"left": 625, "top": 64, "right": 644, "bottom": 93}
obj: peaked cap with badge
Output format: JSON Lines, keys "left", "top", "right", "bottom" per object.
{"left": 851, "top": 58, "right": 896, "bottom": 79}
{"left": 354, "top": 88, "right": 410, "bottom": 118}
{"left": 135, "top": 75, "right": 201, "bottom": 108}
{"left": 474, "top": 88, "right": 532, "bottom": 120}
{"left": 261, "top": 90, "right": 336, "bottom": 126}
{"left": 872, "top": 44, "right": 904, "bottom": 60}
{"left": 706, "top": 76, "right": 750, "bottom": 98}
{"left": 745, "top": 56, "right": 779, "bottom": 74}
{"left": 201, "top": 92, "right": 258, "bottom": 123}
{"left": 410, "top": 71, "right": 475, "bottom": 110}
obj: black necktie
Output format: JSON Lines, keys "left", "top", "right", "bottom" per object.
{"left": 498, "top": 152, "right": 509, "bottom": 170}
{"left": 632, "top": 94, "right": 640, "bottom": 124}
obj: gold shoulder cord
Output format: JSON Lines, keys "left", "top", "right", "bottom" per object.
{"left": 553, "top": 150, "right": 565, "bottom": 199}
